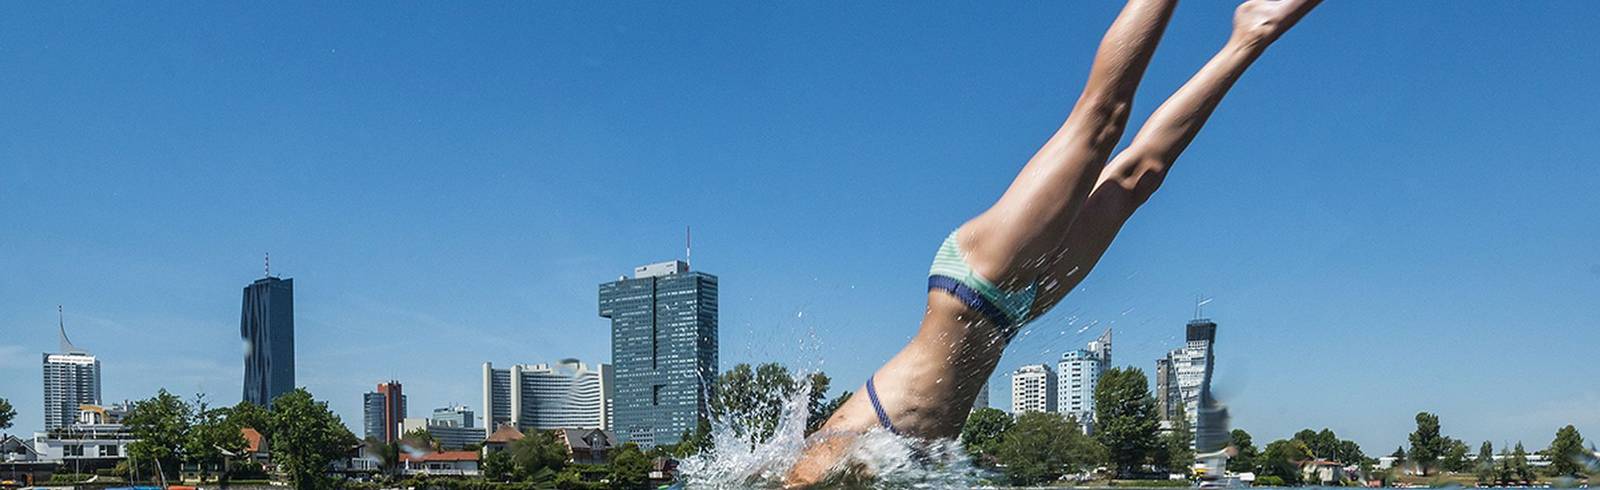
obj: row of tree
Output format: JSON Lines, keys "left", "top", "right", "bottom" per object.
{"left": 951, "top": 367, "right": 1599, "bottom": 487}
{"left": 1391, "top": 412, "right": 1594, "bottom": 484}
{"left": 959, "top": 367, "right": 1204, "bottom": 485}
{"left": 471, "top": 430, "right": 652, "bottom": 489}
{"left": 115, "top": 388, "right": 358, "bottom": 490}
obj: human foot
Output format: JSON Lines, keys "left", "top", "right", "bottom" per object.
{"left": 1232, "top": 0, "right": 1321, "bottom": 47}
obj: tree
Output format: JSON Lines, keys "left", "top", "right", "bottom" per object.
{"left": 401, "top": 426, "right": 439, "bottom": 452}
{"left": 226, "top": 401, "right": 272, "bottom": 438}
{"left": 509, "top": 429, "right": 568, "bottom": 480}
{"left": 1437, "top": 437, "right": 1471, "bottom": 473}
{"left": 1510, "top": 442, "right": 1534, "bottom": 483}
{"left": 123, "top": 389, "right": 193, "bottom": 479}
{"left": 0, "top": 397, "right": 15, "bottom": 431}
{"left": 608, "top": 442, "right": 652, "bottom": 489}
{"left": 184, "top": 394, "right": 246, "bottom": 482}
{"left": 1259, "top": 439, "right": 1311, "bottom": 485}
{"left": 960, "top": 408, "right": 1013, "bottom": 463}
{"left": 1162, "top": 403, "right": 1195, "bottom": 475}
{"left": 1226, "top": 429, "right": 1260, "bottom": 474}
{"left": 268, "top": 388, "right": 359, "bottom": 490}
{"left": 1475, "top": 441, "right": 1495, "bottom": 484}
{"left": 802, "top": 372, "right": 833, "bottom": 435}
{"left": 1336, "top": 439, "right": 1367, "bottom": 465}
{"left": 994, "top": 412, "right": 1105, "bottom": 485}
{"left": 1408, "top": 412, "right": 1445, "bottom": 475}
{"left": 1546, "top": 425, "right": 1587, "bottom": 478}
{"left": 1093, "top": 367, "right": 1160, "bottom": 478}
{"left": 366, "top": 439, "right": 402, "bottom": 479}
{"left": 709, "top": 363, "right": 848, "bottom": 445}
{"left": 483, "top": 450, "right": 515, "bottom": 482}
{"left": 1391, "top": 446, "right": 1408, "bottom": 471}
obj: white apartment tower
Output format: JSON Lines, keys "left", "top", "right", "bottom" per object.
{"left": 1058, "top": 329, "right": 1111, "bottom": 433}
{"left": 43, "top": 309, "right": 101, "bottom": 431}
{"left": 1010, "top": 364, "right": 1056, "bottom": 414}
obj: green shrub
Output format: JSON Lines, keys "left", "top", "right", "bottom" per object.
{"left": 1256, "top": 475, "right": 1287, "bottom": 486}
{"left": 48, "top": 473, "right": 93, "bottom": 483}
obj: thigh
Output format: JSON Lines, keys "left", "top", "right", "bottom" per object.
{"left": 1029, "top": 177, "right": 1144, "bottom": 317}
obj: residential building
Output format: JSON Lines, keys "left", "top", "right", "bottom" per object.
{"left": 43, "top": 311, "right": 100, "bottom": 431}
{"left": 363, "top": 381, "right": 406, "bottom": 443}
{"left": 400, "top": 451, "right": 480, "bottom": 476}
{"left": 482, "top": 424, "right": 524, "bottom": 455}
{"left": 557, "top": 428, "right": 618, "bottom": 465}
{"left": 1010, "top": 364, "right": 1056, "bottom": 414}
{"left": 972, "top": 380, "right": 989, "bottom": 410}
{"left": 241, "top": 276, "right": 295, "bottom": 407}
{"left": 31, "top": 404, "right": 138, "bottom": 472}
{"left": 1057, "top": 329, "right": 1111, "bottom": 433}
{"left": 1057, "top": 350, "right": 1101, "bottom": 431}
{"left": 598, "top": 260, "right": 718, "bottom": 447}
{"left": 482, "top": 360, "right": 612, "bottom": 432}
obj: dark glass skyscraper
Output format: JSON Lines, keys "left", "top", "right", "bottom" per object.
{"left": 241, "top": 276, "right": 294, "bottom": 406}
{"left": 598, "top": 260, "right": 717, "bottom": 447}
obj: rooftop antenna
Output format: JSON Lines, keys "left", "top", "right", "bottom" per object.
{"left": 264, "top": 252, "right": 271, "bottom": 278}
{"left": 685, "top": 226, "right": 692, "bottom": 270}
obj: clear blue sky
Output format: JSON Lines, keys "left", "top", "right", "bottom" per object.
{"left": 3, "top": 2, "right": 1598, "bottom": 455}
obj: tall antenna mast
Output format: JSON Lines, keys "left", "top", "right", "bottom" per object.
{"left": 264, "top": 252, "right": 271, "bottom": 278}
{"left": 685, "top": 226, "right": 692, "bottom": 269}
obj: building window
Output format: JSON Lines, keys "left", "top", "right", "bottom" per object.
{"left": 65, "top": 444, "right": 84, "bottom": 457}
{"left": 101, "top": 445, "right": 119, "bottom": 457}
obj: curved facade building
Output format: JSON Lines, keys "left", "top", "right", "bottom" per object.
{"left": 482, "top": 360, "right": 612, "bottom": 431}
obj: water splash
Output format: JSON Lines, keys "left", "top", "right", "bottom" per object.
{"left": 678, "top": 376, "right": 985, "bottom": 489}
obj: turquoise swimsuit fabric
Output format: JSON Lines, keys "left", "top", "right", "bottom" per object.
{"left": 928, "top": 230, "right": 1038, "bottom": 327}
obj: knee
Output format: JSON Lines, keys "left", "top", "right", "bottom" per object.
{"left": 1089, "top": 100, "right": 1135, "bottom": 151}
{"left": 1107, "top": 155, "right": 1169, "bottom": 205}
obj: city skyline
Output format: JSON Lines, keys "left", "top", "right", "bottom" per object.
{"left": 4, "top": 1, "right": 1600, "bottom": 457}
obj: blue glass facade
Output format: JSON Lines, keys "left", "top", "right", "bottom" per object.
{"left": 598, "top": 262, "right": 717, "bottom": 447}
{"left": 241, "top": 277, "right": 294, "bottom": 407}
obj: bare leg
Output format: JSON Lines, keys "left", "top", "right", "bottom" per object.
{"left": 785, "top": 0, "right": 1178, "bottom": 486}
{"left": 1033, "top": 0, "right": 1322, "bottom": 313}
{"left": 961, "top": 0, "right": 1180, "bottom": 288}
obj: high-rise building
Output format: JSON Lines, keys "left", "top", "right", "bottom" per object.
{"left": 1010, "top": 364, "right": 1056, "bottom": 414}
{"left": 1158, "top": 319, "right": 1218, "bottom": 445}
{"left": 598, "top": 260, "right": 717, "bottom": 447}
{"left": 43, "top": 310, "right": 101, "bottom": 431}
{"left": 1058, "top": 329, "right": 1111, "bottom": 432}
{"left": 1057, "top": 350, "right": 1101, "bottom": 430}
{"left": 482, "top": 360, "right": 613, "bottom": 432}
{"left": 431, "top": 404, "right": 475, "bottom": 428}
{"left": 482, "top": 364, "right": 513, "bottom": 431}
{"left": 972, "top": 380, "right": 990, "bottom": 410}
{"left": 363, "top": 381, "right": 406, "bottom": 442}
{"left": 1088, "top": 328, "right": 1112, "bottom": 366}
{"left": 241, "top": 276, "right": 294, "bottom": 406}
{"left": 1155, "top": 357, "right": 1178, "bottom": 422}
